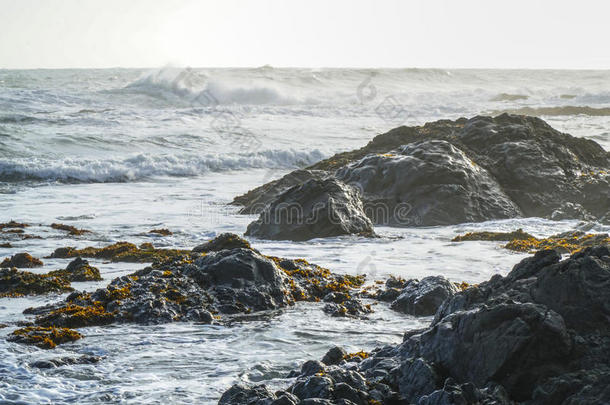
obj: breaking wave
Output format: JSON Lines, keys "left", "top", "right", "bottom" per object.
{"left": 0, "top": 149, "right": 325, "bottom": 183}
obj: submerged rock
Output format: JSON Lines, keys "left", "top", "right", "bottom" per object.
{"left": 220, "top": 245, "right": 610, "bottom": 404}
{"left": 48, "top": 257, "right": 102, "bottom": 282}
{"left": 8, "top": 326, "right": 82, "bottom": 349}
{"left": 0, "top": 268, "right": 73, "bottom": 297}
{"left": 1, "top": 252, "right": 43, "bottom": 268}
{"left": 31, "top": 355, "right": 101, "bottom": 369}
{"left": 453, "top": 229, "right": 610, "bottom": 254}
{"left": 48, "top": 242, "right": 191, "bottom": 263}
{"left": 148, "top": 228, "right": 172, "bottom": 236}
{"left": 245, "top": 178, "right": 375, "bottom": 241}
{"left": 234, "top": 115, "right": 610, "bottom": 236}
{"left": 50, "top": 223, "right": 90, "bottom": 236}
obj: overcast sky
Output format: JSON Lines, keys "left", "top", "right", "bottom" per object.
{"left": 1, "top": 0, "right": 609, "bottom": 69}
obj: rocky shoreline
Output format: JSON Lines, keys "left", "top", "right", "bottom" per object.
{"left": 220, "top": 245, "right": 610, "bottom": 405}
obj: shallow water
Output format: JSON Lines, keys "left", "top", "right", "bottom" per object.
{"left": 1, "top": 67, "right": 609, "bottom": 404}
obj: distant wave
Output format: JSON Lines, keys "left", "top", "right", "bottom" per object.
{"left": 492, "top": 106, "right": 610, "bottom": 116}
{"left": 0, "top": 150, "right": 325, "bottom": 183}
{"left": 119, "top": 67, "right": 306, "bottom": 106}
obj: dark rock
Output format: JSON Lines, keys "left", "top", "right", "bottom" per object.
{"left": 245, "top": 178, "right": 375, "bottom": 241}
{"left": 390, "top": 276, "right": 457, "bottom": 316}
{"left": 323, "top": 298, "right": 372, "bottom": 318}
{"left": 300, "top": 360, "right": 325, "bottom": 376}
{"left": 234, "top": 169, "right": 327, "bottom": 214}
{"left": 48, "top": 257, "right": 102, "bottom": 282}
{"left": 218, "top": 384, "right": 277, "bottom": 405}
{"left": 31, "top": 355, "right": 101, "bottom": 368}
{"left": 322, "top": 346, "right": 347, "bottom": 366}
{"left": 218, "top": 245, "right": 610, "bottom": 405}
{"left": 234, "top": 115, "right": 610, "bottom": 226}
{"left": 22, "top": 247, "right": 367, "bottom": 331}
{"left": 192, "top": 233, "right": 255, "bottom": 253}
{"left": 1, "top": 252, "right": 43, "bottom": 268}
{"left": 336, "top": 140, "right": 522, "bottom": 226}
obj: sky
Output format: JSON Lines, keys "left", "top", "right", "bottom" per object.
{"left": 0, "top": 0, "right": 609, "bottom": 69}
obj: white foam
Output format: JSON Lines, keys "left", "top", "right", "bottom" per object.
{"left": 0, "top": 149, "right": 325, "bottom": 183}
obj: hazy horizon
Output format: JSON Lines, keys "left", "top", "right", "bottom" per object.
{"left": 1, "top": 0, "right": 609, "bottom": 70}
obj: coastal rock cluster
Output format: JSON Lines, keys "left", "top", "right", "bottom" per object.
{"left": 234, "top": 115, "right": 610, "bottom": 240}
{"left": 220, "top": 245, "right": 610, "bottom": 404}
{"left": 9, "top": 234, "right": 367, "bottom": 347}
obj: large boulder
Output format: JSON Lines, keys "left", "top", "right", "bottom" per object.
{"left": 390, "top": 275, "right": 458, "bottom": 316}
{"left": 234, "top": 115, "right": 610, "bottom": 227}
{"left": 336, "top": 140, "right": 522, "bottom": 226}
{"left": 245, "top": 178, "right": 375, "bottom": 241}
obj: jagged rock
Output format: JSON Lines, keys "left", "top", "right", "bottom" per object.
{"left": 390, "top": 276, "right": 457, "bottom": 316}
{"left": 0, "top": 267, "right": 73, "bottom": 297}
{"left": 245, "top": 178, "right": 375, "bottom": 241}
{"left": 1, "top": 252, "right": 43, "bottom": 268}
{"left": 234, "top": 115, "right": 610, "bottom": 227}
{"left": 48, "top": 257, "right": 102, "bottom": 282}
{"left": 192, "top": 233, "right": 255, "bottom": 253}
{"left": 219, "top": 245, "right": 610, "bottom": 404}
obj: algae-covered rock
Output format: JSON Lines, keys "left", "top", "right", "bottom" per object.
{"left": 48, "top": 257, "right": 102, "bottom": 282}
{"left": 24, "top": 237, "right": 367, "bottom": 330}
{"left": 192, "top": 233, "right": 254, "bottom": 253}
{"left": 1, "top": 252, "right": 43, "bottom": 268}
{"left": 0, "top": 268, "right": 73, "bottom": 297}
{"left": 48, "top": 242, "right": 191, "bottom": 263}
{"left": 50, "top": 223, "right": 90, "bottom": 236}
{"left": 8, "top": 326, "right": 82, "bottom": 349}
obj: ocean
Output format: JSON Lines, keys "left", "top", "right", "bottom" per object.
{"left": 1, "top": 67, "right": 609, "bottom": 403}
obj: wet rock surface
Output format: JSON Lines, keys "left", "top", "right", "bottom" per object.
{"left": 245, "top": 178, "right": 376, "bottom": 241}
{"left": 220, "top": 245, "right": 610, "bottom": 404}
{"left": 234, "top": 115, "right": 610, "bottom": 233}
